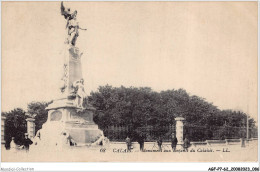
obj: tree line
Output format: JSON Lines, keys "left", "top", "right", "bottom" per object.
{"left": 2, "top": 85, "right": 257, "bottom": 145}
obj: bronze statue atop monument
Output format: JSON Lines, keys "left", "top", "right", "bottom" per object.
{"left": 61, "top": 2, "right": 87, "bottom": 46}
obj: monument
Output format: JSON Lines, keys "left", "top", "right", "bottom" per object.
{"left": 32, "top": 2, "right": 107, "bottom": 148}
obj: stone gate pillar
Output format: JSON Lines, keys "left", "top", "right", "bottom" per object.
{"left": 1, "top": 116, "right": 6, "bottom": 144}
{"left": 26, "top": 118, "right": 36, "bottom": 138}
{"left": 175, "top": 117, "right": 185, "bottom": 149}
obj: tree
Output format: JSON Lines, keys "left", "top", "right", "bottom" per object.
{"left": 27, "top": 101, "right": 50, "bottom": 133}
{"left": 2, "top": 85, "right": 257, "bottom": 143}
{"left": 2, "top": 108, "right": 27, "bottom": 147}
{"left": 88, "top": 85, "right": 257, "bottom": 141}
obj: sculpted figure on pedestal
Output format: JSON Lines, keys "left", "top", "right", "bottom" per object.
{"left": 61, "top": 2, "right": 87, "bottom": 46}
{"left": 72, "top": 78, "right": 87, "bottom": 108}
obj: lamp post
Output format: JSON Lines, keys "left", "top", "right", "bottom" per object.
{"left": 246, "top": 115, "right": 250, "bottom": 143}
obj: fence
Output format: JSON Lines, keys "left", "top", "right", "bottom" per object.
{"left": 103, "top": 124, "right": 258, "bottom": 142}
{"left": 103, "top": 125, "right": 175, "bottom": 142}
{"left": 184, "top": 124, "right": 258, "bottom": 141}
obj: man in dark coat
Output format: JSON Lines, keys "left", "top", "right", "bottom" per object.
{"left": 183, "top": 137, "right": 190, "bottom": 152}
{"left": 137, "top": 134, "right": 145, "bottom": 152}
{"left": 23, "top": 133, "right": 33, "bottom": 152}
{"left": 171, "top": 133, "right": 178, "bottom": 151}
{"left": 157, "top": 137, "right": 163, "bottom": 152}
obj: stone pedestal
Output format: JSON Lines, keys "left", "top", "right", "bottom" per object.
{"left": 175, "top": 117, "right": 185, "bottom": 149}
{"left": 26, "top": 118, "right": 35, "bottom": 138}
{"left": 1, "top": 116, "right": 6, "bottom": 144}
{"left": 44, "top": 104, "right": 102, "bottom": 145}
{"left": 61, "top": 46, "right": 83, "bottom": 95}
{"left": 38, "top": 42, "right": 106, "bottom": 148}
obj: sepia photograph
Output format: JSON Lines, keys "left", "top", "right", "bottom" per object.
{"left": 0, "top": 0, "right": 259, "bottom": 166}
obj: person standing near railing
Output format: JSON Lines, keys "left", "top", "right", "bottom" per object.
{"left": 157, "top": 137, "right": 163, "bottom": 152}
{"left": 23, "top": 133, "right": 33, "bottom": 152}
{"left": 183, "top": 137, "right": 190, "bottom": 152}
{"left": 125, "top": 136, "right": 131, "bottom": 152}
{"left": 241, "top": 137, "right": 246, "bottom": 148}
{"left": 171, "top": 133, "right": 178, "bottom": 151}
{"left": 137, "top": 134, "right": 145, "bottom": 152}
{"left": 10, "top": 137, "right": 17, "bottom": 153}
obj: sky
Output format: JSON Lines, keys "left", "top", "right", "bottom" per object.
{"left": 1, "top": 2, "right": 258, "bottom": 122}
